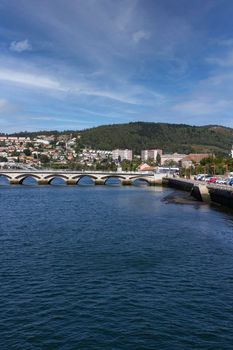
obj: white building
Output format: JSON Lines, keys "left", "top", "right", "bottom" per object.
{"left": 34, "top": 139, "right": 50, "bottom": 145}
{"left": 0, "top": 136, "right": 30, "bottom": 142}
{"left": 141, "top": 149, "right": 162, "bottom": 162}
{"left": 112, "top": 149, "right": 133, "bottom": 161}
{"left": 161, "top": 153, "right": 186, "bottom": 165}
{"left": 7, "top": 137, "right": 18, "bottom": 142}
{"left": 231, "top": 146, "right": 233, "bottom": 158}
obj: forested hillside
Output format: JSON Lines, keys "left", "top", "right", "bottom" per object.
{"left": 5, "top": 122, "right": 233, "bottom": 154}
{"left": 79, "top": 122, "right": 233, "bottom": 154}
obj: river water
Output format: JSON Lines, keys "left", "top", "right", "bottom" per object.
{"left": 0, "top": 181, "right": 233, "bottom": 349}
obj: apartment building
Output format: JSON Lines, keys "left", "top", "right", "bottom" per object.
{"left": 141, "top": 149, "right": 163, "bottom": 162}
{"left": 112, "top": 149, "right": 133, "bottom": 161}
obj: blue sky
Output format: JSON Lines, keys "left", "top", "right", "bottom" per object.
{"left": 1, "top": 0, "right": 233, "bottom": 132}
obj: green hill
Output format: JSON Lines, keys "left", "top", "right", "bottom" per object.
{"left": 79, "top": 122, "right": 233, "bottom": 155}
{"left": 6, "top": 122, "right": 233, "bottom": 155}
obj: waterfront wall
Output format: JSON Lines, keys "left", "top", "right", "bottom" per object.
{"left": 208, "top": 187, "right": 233, "bottom": 209}
{"left": 162, "top": 178, "right": 194, "bottom": 192}
{"left": 164, "top": 177, "right": 233, "bottom": 209}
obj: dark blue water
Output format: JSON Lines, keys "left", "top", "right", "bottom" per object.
{"left": 1, "top": 182, "right": 233, "bottom": 349}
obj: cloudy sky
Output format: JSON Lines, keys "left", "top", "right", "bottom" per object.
{"left": 1, "top": 0, "right": 233, "bottom": 132}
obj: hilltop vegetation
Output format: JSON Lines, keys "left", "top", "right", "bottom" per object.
{"left": 79, "top": 122, "right": 233, "bottom": 155}
{"left": 5, "top": 122, "right": 233, "bottom": 155}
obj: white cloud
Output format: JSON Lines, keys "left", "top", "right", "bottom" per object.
{"left": 219, "top": 38, "right": 233, "bottom": 47}
{"left": 0, "top": 98, "right": 17, "bottom": 114}
{"left": 132, "top": 30, "right": 151, "bottom": 44}
{"left": 0, "top": 67, "right": 149, "bottom": 105}
{"left": 206, "top": 53, "right": 233, "bottom": 67}
{"left": 0, "top": 98, "right": 14, "bottom": 112}
{"left": 172, "top": 99, "right": 231, "bottom": 115}
{"left": 0, "top": 99, "right": 9, "bottom": 110}
{"left": 0, "top": 68, "right": 65, "bottom": 91}
{"left": 9, "top": 39, "right": 31, "bottom": 53}
{"left": 170, "top": 70, "right": 233, "bottom": 123}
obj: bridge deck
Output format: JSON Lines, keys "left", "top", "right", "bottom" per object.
{"left": 0, "top": 170, "right": 155, "bottom": 176}
{"left": 0, "top": 169, "right": 162, "bottom": 186}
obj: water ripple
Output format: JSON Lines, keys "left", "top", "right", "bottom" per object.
{"left": 0, "top": 186, "right": 233, "bottom": 349}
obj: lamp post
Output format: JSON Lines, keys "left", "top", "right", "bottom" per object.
{"left": 189, "top": 166, "right": 192, "bottom": 179}
{"left": 211, "top": 164, "right": 215, "bottom": 176}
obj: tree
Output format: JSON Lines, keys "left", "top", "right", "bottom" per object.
{"left": 23, "top": 148, "right": 31, "bottom": 156}
{"left": 156, "top": 153, "right": 161, "bottom": 165}
{"left": 0, "top": 156, "right": 7, "bottom": 162}
{"left": 26, "top": 142, "right": 34, "bottom": 148}
{"left": 40, "top": 154, "right": 50, "bottom": 163}
{"left": 199, "top": 155, "right": 233, "bottom": 175}
{"left": 75, "top": 141, "right": 85, "bottom": 154}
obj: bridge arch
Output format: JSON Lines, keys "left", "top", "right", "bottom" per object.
{"left": 76, "top": 175, "right": 96, "bottom": 185}
{"left": 18, "top": 175, "right": 40, "bottom": 185}
{"left": 47, "top": 176, "right": 67, "bottom": 185}
{"left": 0, "top": 174, "right": 11, "bottom": 185}
{"left": 0, "top": 174, "right": 11, "bottom": 179}
{"left": 44, "top": 174, "right": 69, "bottom": 181}
{"left": 15, "top": 173, "right": 41, "bottom": 180}
{"left": 14, "top": 174, "right": 40, "bottom": 185}
{"left": 102, "top": 175, "right": 125, "bottom": 186}
{"left": 130, "top": 177, "right": 150, "bottom": 186}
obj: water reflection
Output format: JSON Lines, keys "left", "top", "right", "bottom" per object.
{"left": 49, "top": 177, "right": 67, "bottom": 186}
{"left": 133, "top": 178, "right": 150, "bottom": 186}
{"left": 0, "top": 175, "right": 9, "bottom": 186}
{"left": 105, "top": 177, "right": 122, "bottom": 186}
{"left": 78, "top": 176, "right": 95, "bottom": 186}
{"left": 21, "top": 176, "right": 38, "bottom": 186}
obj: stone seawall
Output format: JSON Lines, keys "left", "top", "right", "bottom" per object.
{"left": 208, "top": 187, "right": 233, "bottom": 209}
{"left": 163, "top": 177, "right": 233, "bottom": 210}
{"left": 162, "top": 178, "right": 194, "bottom": 192}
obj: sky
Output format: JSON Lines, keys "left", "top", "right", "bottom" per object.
{"left": 1, "top": 0, "right": 233, "bottom": 132}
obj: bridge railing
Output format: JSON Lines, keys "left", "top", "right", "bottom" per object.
{"left": 0, "top": 169, "right": 155, "bottom": 175}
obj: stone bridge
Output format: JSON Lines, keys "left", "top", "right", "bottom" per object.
{"left": 0, "top": 170, "right": 163, "bottom": 186}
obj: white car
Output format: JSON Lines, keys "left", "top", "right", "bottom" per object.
{"left": 195, "top": 174, "right": 208, "bottom": 181}
{"left": 216, "top": 178, "right": 227, "bottom": 184}
{"left": 202, "top": 175, "right": 212, "bottom": 182}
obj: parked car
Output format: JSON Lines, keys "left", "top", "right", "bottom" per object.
{"left": 216, "top": 178, "right": 228, "bottom": 184}
{"left": 202, "top": 175, "right": 212, "bottom": 182}
{"left": 207, "top": 177, "right": 217, "bottom": 184}
{"left": 195, "top": 174, "right": 208, "bottom": 181}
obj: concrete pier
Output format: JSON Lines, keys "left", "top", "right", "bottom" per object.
{"left": 9, "top": 179, "right": 21, "bottom": 185}
{"left": 95, "top": 179, "right": 105, "bottom": 185}
{"left": 122, "top": 179, "right": 132, "bottom": 186}
{"left": 199, "top": 184, "right": 211, "bottom": 203}
{"left": 66, "top": 179, "right": 78, "bottom": 185}
{"left": 38, "top": 179, "right": 49, "bottom": 185}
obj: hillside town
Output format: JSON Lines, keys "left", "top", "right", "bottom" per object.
{"left": 0, "top": 134, "right": 233, "bottom": 173}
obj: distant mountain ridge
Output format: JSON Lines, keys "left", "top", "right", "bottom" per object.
{"left": 3, "top": 122, "right": 233, "bottom": 155}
